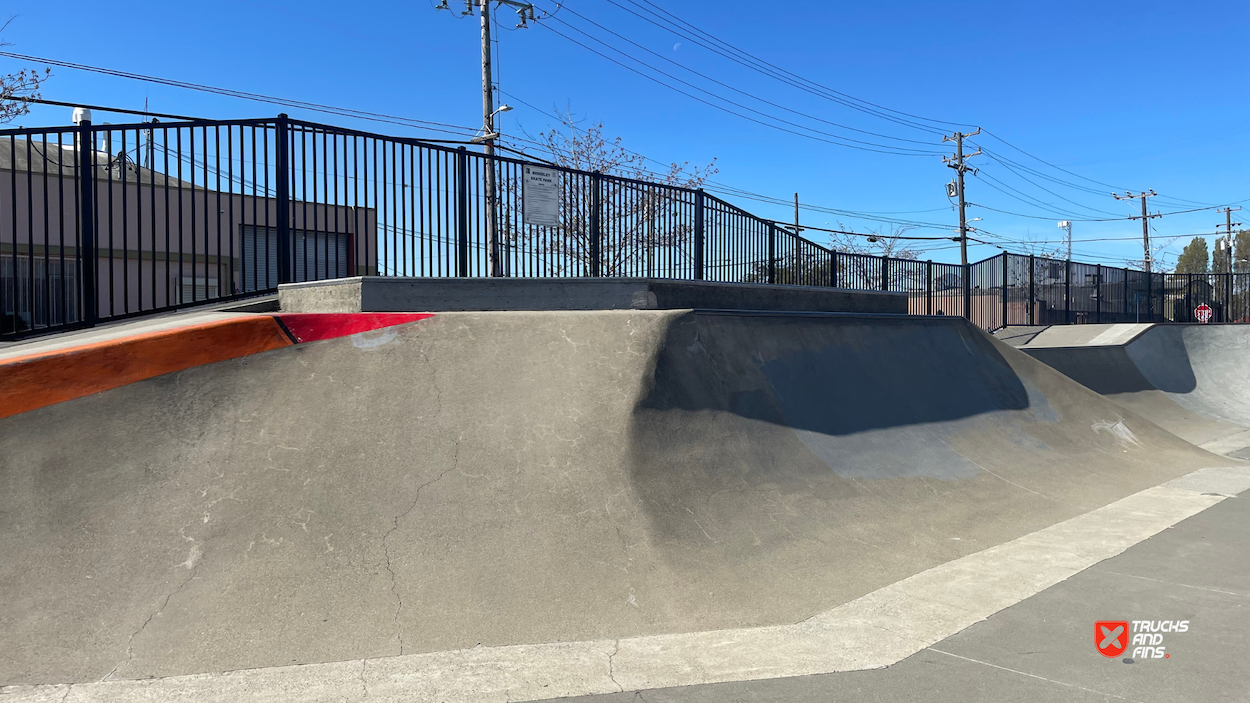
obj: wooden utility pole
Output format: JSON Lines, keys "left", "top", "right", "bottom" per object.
{"left": 1218, "top": 206, "right": 1243, "bottom": 274}
{"left": 1113, "top": 190, "right": 1159, "bottom": 272}
{"left": 437, "top": 0, "right": 535, "bottom": 276}
{"left": 479, "top": 0, "right": 500, "bottom": 276}
{"left": 944, "top": 128, "right": 980, "bottom": 318}
{"left": 943, "top": 128, "right": 981, "bottom": 268}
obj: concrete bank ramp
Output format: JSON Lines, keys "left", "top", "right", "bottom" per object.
{"left": 0, "top": 311, "right": 1227, "bottom": 685}
{"left": 1019, "top": 324, "right": 1250, "bottom": 458}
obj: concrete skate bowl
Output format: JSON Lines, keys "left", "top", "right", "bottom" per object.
{"left": 1023, "top": 325, "right": 1250, "bottom": 458}
{"left": 0, "top": 311, "right": 1228, "bottom": 686}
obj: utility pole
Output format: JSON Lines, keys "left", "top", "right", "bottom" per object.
{"left": 1113, "top": 190, "right": 1159, "bottom": 272}
{"left": 1058, "top": 220, "right": 1072, "bottom": 262}
{"left": 1218, "top": 206, "right": 1242, "bottom": 274}
{"left": 944, "top": 128, "right": 980, "bottom": 318}
{"left": 437, "top": 0, "right": 536, "bottom": 276}
{"left": 794, "top": 193, "right": 800, "bottom": 235}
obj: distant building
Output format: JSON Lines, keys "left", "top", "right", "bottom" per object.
{"left": 1, "top": 138, "right": 376, "bottom": 332}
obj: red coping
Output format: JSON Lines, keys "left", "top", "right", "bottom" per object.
{"left": 276, "top": 313, "right": 435, "bottom": 343}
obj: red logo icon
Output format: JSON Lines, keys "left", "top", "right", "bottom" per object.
{"left": 1096, "top": 621, "right": 1129, "bottom": 658}
{"left": 1196, "top": 304, "right": 1213, "bottom": 323}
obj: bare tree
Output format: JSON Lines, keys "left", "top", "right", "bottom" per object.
{"left": 827, "top": 222, "right": 922, "bottom": 290}
{"left": 0, "top": 18, "right": 50, "bottom": 124}
{"left": 499, "top": 110, "right": 717, "bottom": 276}
{"left": 745, "top": 221, "right": 926, "bottom": 289}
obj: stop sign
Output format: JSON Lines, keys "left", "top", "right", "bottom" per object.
{"left": 1195, "top": 304, "right": 1213, "bottom": 323}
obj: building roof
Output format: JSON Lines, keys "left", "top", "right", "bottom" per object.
{"left": 0, "top": 137, "right": 196, "bottom": 188}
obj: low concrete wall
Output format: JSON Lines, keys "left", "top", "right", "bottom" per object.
{"left": 279, "top": 277, "right": 908, "bottom": 315}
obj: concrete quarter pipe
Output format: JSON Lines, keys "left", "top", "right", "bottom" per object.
{"left": 0, "top": 311, "right": 1240, "bottom": 699}
{"left": 1010, "top": 323, "right": 1250, "bottom": 459}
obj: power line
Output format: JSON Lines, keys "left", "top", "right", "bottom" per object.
{"left": 0, "top": 51, "right": 485, "bottom": 139}
{"left": 973, "top": 171, "right": 1105, "bottom": 221}
{"left": 549, "top": 5, "right": 942, "bottom": 149}
{"left": 533, "top": 21, "right": 945, "bottom": 156}
{"left": 977, "top": 128, "right": 1133, "bottom": 193}
{"left": 974, "top": 156, "right": 1126, "bottom": 217}
{"left": 968, "top": 200, "right": 1249, "bottom": 223}
{"left": 606, "top": 0, "right": 968, "bottom": 134}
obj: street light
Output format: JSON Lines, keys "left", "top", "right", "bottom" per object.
{"left": 471, "top": 106, "right": 513, "bottom": 143}
{"left": 1058, "top": 220, "right": 1072, "bottom": 262}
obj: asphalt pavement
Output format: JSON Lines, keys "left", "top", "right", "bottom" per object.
{"left": 541, "top": 489, "right": 1250, "bottom": 703}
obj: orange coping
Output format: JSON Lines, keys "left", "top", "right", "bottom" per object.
{"left": 0, "top": 316, "right": 294, "bottom": 420}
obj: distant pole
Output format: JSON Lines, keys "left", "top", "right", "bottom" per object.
{"left": 1114, "top": 190, "right": 1159, "bottom": 272}
{"left": 1058, "top": 220, "right": 1072, "bottom": 263}
{"left": 944, "top": 128, "right": 981, "bottom": 319}
{"left": 794, "top": 193, "right": 800, "bottom": 235}
{"left": 1218, "top": 206, "right": 1242, "bottom": 274}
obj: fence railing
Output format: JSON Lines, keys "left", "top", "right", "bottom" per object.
{"left": 2, "top": 113, "right": 1247, "bottom": 340}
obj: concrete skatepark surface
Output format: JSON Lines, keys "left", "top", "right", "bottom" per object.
{"left": 1007, "top": 323, "right": 1250, "bottom": 459}
{"left": 0, "top": 311, "right": 1243, "bottom": 698}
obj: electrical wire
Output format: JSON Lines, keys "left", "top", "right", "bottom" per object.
{"left": 606, "top": 0, "right": 967, "bottom": 134}
{"left": 0, "top": 51, "right": 485, "bottom": 139}
{"left": 533, "top": 21, "right": 945, "bottom": 156}
{"left": 968, "top": 201, "right": 1250, "bottom": 223}
{"left": 548, "top": 5, "right": 942, "bottom": 149}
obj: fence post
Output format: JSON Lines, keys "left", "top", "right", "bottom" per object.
{"left": 1095, "top": 264, "right": 1102, "bottom": 324}
{"left": 590, "top": 171, "right": 602, "bottom": 277}
{"left": 1146, "top": 271, "right": 1153, "bottom": 321}
{"left": 274, "top": 114, "right": 292, "bottom": 285}
{"left": 76, "top": 118, "right": 98, "bottom": 327}
{"left": 767, "top": 224, "right": 776, "bottom": 284}
{"left": 926, "top": 260, "right": 933, "bottom": 316}
{"left": 1064, "top": 259, "right": 1071, "bottom": 324}
{"left": 693, "top": 188, "right": 705, "bottom": 280}
{"left": 1188, "top": 273, "right": 1194, "bottom": 321}
{"left": 1227, "top": 272, "right": 1233, "bottom": 322}
{"left": 880, "top": 255, "right": 889, "bottom": 292}
{"left": 1001, "top": 253, "right": 1008, "bottom": 329}
{"left": 963, "top": 262, "right": 971, "bottom": 321}
{"left": 831, "top": 251, "right": 839, "bottom": 288}
{"left": 1028, "top": 254, "right": 1035, "bottom": 325}
{"left": 1125, "top": 265, "right": 1135, "bottom": 317}
{"left": 456, "top": 147, "right": 469, "bottom": 277}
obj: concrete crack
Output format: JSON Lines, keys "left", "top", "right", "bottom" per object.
{"left": 381, "top": 457, "right": 458, "bottom": 655}
{"left": 607, "top": 639, "right": 623, "bottom": 692}
{"left": 101, "top": 542, "right": 201, "bottom": 682}
{"left": 358, "top": 658, "right": 368, "bottom": 699}
{"left": 381, "top": 345, "right": 460, "bottom": 655}
{"left": 379, "top": 343, "right": 455, "bottom": 654}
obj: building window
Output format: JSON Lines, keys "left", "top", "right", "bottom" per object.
{"left": 1, "top": 256, "right": 80, "bottom": 332}
{"left": 174, "top": 277, "right": 221, "bottom": 305}
{"left": 238, "top": 225, "right": 350, "bottom": 293}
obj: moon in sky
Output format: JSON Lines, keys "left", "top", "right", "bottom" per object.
{"left": 673, "top": 42, "right": 682, "bottom": 51}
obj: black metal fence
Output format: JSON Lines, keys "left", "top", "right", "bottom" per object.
{"left": 3, "top": 113, "right": 1248, "bottom": 340}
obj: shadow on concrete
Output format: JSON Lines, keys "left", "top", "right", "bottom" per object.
{"left": 1125, "top": 326, "right": 1198, "bottom": 394}
{"left": 637, "top": 312, "right": 1030, "bottom": 438}
{"left": 1024, "top": 346, "right": 1163, "bottom": 395}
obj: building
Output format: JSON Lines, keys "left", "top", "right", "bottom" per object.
{"left": 1, "top": 137, "right": 376, "bottom": 332}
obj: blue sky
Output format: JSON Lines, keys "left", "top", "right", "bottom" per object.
{"left": 4, "top": 0, "right": 1247, "bottom": 267}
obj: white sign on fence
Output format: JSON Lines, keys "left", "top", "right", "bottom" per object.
{"left": 523, "top": 166, "right": 560, "bottom": 226}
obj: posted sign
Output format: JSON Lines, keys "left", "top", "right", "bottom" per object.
{"left": 523, "top": 166, "right": 559, "bottom": 226}
{"left": 1195, "top": 304, "right": 1213, "bottom": 323}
